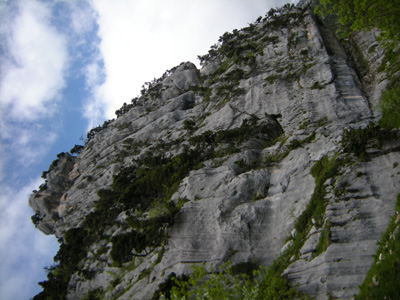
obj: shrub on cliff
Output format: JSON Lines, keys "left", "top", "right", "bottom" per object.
{"left": 379, "top": 86, "right": 400, "bottom": 129}
{"left": 164, "top": 262, "right": 310, "bottom": 300}
{"left": 315, "top": 0, "right": 400, "bottom": 46}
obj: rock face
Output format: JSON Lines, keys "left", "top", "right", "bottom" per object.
{"left": 30, "top": 153, "right": 77, "bottom": 234}
{"left": 30, "top": 3, "right": 399, "bottom": 300}
{"left": 283, "top": 152, "right": 400, "bottom": 299}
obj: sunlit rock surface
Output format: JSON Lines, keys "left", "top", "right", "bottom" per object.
{"left": 29, "top": 3, "right": 399, "bottom": 300}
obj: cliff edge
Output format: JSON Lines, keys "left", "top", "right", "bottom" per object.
{"left": 30, "top": 3, "right": 400, "bottom": 299}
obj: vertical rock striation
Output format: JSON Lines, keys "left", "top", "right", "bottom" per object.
{"left": 29, "top": 3, "right": 399, "bottom": 300}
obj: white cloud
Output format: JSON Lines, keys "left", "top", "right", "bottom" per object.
{"left": 0, "top": 0, "right": 70, "bottom": 181}
{"left": 0, "top": 0, "right": 68, "bottom": 121}
{"left": 84, "top": 61, "right": 103, "bottom": 90}
{"left": 84, "top": 0, "right": 293, "bottom": 126}
{"left": 0, "top": 110, "right": 59, "bottom": 185}
{"left": 0, "top": 1, "right": 298, "bottom": 299}
{"left": 68, "top": 1, "right": 97, "bottom": 36}
{"left": 20, "top": 127, "right": 58, "bottom": 166}
{"left": 82, "top": 58, "right": 106, "bottom": 130}
{"left": 0, "top": 178, "right": 59, "bottom": 300}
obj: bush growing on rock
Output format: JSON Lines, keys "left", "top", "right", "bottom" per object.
{"left": 70, "top": 144, "right": 84, "bottom": 155}
{"left": 379, "top": 86, "right": 400, "bottom": 129}
{"left": 163, "top": 262, "right": 310, "bottom": 300}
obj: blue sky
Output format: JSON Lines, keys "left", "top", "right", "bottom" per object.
{"left": 0, "top": 0, "right": 296, "bottom": 299}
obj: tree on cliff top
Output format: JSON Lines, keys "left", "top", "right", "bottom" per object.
{"left": 315, "top": 0, "right": 400, "bottom": 46}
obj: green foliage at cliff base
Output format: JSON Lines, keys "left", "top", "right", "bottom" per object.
{"left": 158, "top": 262, "right": 310, "bottom": 300}
{"left": 154, "top": 154, "right": 345, "bottom": 300}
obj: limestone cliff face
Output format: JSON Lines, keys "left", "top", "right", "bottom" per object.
{"left": 30, "top": 3, "right": 400, "bottom": 300}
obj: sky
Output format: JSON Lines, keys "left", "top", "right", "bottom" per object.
{"left": 0, "top": 0, "right": 297, "bottom": 299}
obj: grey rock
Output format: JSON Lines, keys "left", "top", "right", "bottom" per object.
{"left": 29, "top": 153, "right": 76, "bottom": 234}
{"left": 284, "top": 151, "right": 400, "bottom": 299}
{"left": 28, "top": 4, "right": 399, "bottom": 300}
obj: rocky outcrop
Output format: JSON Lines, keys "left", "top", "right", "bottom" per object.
{"left": 30, "top": 3, "right": 399, "bottom": 300}
{"left": 29, "top": 153, "right": 77, "bottom": 234}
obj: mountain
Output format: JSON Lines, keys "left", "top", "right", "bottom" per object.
{"left": 29, "top": 2, "right": 400, "bottom": 299}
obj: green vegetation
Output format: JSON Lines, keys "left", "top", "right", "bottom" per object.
{"left": 287, "top": 131, "right": 316, "bottom": 151}
{"left": 315, "top": 0, "right": 400, "bottom": 131}
{"left": 83, "top": 147, "right": 206, "bottom": 264}
{"left": 197, "top": 3, "right": 303, "bottom": 75}
{"left": 115, "top": 102, "right": 135, "bottom": 118}
{"left": 190, "top": 85, "right": 212, "bottom": 102}
{"left": 315, "top": 0, "right": 400, "bottom": 47}
{"left": 263, "top": 5, "right": 305, "bottom": 31}
{"left": 153, "top": 151, "right": 347, "bottom": 299}
{"left": 82, "top": 288, "right": 103, "bottom": 300}
{"left": 296, "top": 155, "right": 342, "bottom": 232}
{"left": 215, "top": 83, "right": 245, "bottom": 107}
{"left": 34, "top": 113, "right": 284, "bottom": 298}
{"left": 33, "top": 228, "right": 91, "bottom": 300}
{"left": 85, "top": 119, "right": 113, "bottom": 145}
{"left": 300, "top": 49, "right": 309, "bottom": 56}
{"left": 263, "top": 150, "right": 289, "bottom": 165}
{"left": 160, "top": 262, "right": 309, "bottom": 300}
{"left": 70, "top": 144, "right": 84, "bottom": 155}
{"left": 189, "top": 115, "right": 282, "bottom": 154}
{"left": 265, "top": 74, "right": 277, "bottom": 84}
{"left": 151, "top": 273, "right": 187, "bottom": 300}
{"left": 262, "top": 35, "right": 280, "bottom": 44}
{"left": 110, "top": 231, "right": 147, "bottom": 266}
{"left": 234, "top": 158, "right": 261, "bottom": 174}
{"left": 315, "top": 221, "right": 331, "bottom": 256}
{"left": 262, "top": 136, "right": 288, "bottom": 165}
{"left": 379, "top": 86, "right": 400, "bottom": 129}
{"left": 117, "top": 121, "right": 131, "bottom": 131}
{"left": 33, "top": 3, "right": 400, "bottom": 298}
{"left": 40, "top": 152, "right": 65, "bottom": 179}
{"left": 121, "top": 138, "right": 143, "bottom": 155}
{"left": 356, "top": 194, "right": 400, "bottom": 299}
{"left": 31, "top": 213, "right": 42, "bottom": 228}
{"left": 183, "top": 119, "right": 197, "bottom": 133}
{"left": 341, "top": 122, "right": 398, "bottom": 161}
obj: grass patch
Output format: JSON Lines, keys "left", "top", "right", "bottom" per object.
{"left": 379, "top": 85, "right": 400, "bottom": 129}
{"left": 296, "top": 155, "right": 342, "bottom": 233}
{"left": 315, "top": 221, "right": 332, "bottom": 257}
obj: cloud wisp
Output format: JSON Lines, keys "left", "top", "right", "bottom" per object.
{"left": 84, "top": 0, "right": 293, "bottom": 128}
{"left": 0, "top": 1, "right": 297, "bottom": 299}
{"left": 0, "top": 178, "right": 59, "bottom": 300}
{"left": 0, "top": 1, "right": 70, "bottom": 298}
{"left": 0, "top": 0, "right": 68, "bottom": 121}
{"left": 0, "top": 0, "right": 70, "bottom": 182}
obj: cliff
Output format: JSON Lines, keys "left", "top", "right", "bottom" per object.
{"left": 30, "top": 2, "right": 400, "bottom": 299}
